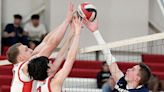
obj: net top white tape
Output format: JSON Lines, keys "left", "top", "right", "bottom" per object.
{"left": 79, "top": 32, "right": 164, "bottom": 53}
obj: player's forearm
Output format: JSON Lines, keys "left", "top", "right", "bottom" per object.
{"left": 102, "top": 49, "right": 123, "bottom": 82}
{"left": 34, "top": 20, "right": 71, "bottom": 57}
{"left": 32, "top": 27, "right": 59, "bottom": 55}
{"left": 92, "top": 30, "right": 123, "bottom": 81}
{"left": 54, "top": 34, "right": 80, "bottom": 85}
{"left": 109, "top": 62, "right": 124, "bottom": 81}
{"left": 52, "top": 31, "right": 74, "bottom": 73}
{"left": 54, "top": 19, "right": 70, "bottom": 41}
{"left": 55, "top": 31, "right": 74, "bottom": 61}
{"left": 93, "top": 31, "right": 118, "bottom": 70}
{"left": 61, "top": 34, "right": 80, "bottom": 78}
{"left": 102, "top": 44, "right": 124, "bottom": 82}
{"left": 92, "top": 30, "right": 114, "bottom": 65}
{"left": 67, "top": 34, "right": 80, "bottom": 60}
{"left": 47, "top": 19, "right": 70, "bottom": 46}
{"left": 93, "top": 30, "right": 110, "bottom": 54}
{"left": 42, "top": 27, "right": 59, "bottom": 42}
{"left": 42, "top": 18, "right": 69, "bottom": 42}
{"left": 93, "top": 30, "right": 106, "bottom": 44}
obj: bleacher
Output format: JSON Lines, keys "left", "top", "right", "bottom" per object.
{"left": 0, "top": 54, "right": 164, "bottom": 91}
{"left": 142, "top": 54, "right": 164, "bottom": 80}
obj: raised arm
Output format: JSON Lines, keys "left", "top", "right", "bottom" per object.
{"left": 83, "top": 18, "right": 124, "bottom": 82}
{"left": 50, "top": 17, "right": 82, "bottom": 92}
{"left": 32, "top": 0, "right": 74, "bottom": 57}
{"left": 50, "top": 22, "right": 75, "bottom": 75}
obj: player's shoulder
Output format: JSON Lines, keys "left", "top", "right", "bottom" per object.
{"left": 129, "top": 86, "right": 149, "bottom": 92}
{"left": 117, "top": 76, "right": 126, "bottom": 84}
{"left": 139, "top": 86, "right": 149, "bottom": 92}
{"left": 114, "top": 76, "right": 127, "bottom": 90}
{"left": 12, "top": 62, "right": 23, "bottom": 71}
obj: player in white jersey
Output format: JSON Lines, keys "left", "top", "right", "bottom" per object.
{"left": 28, "top": 16, "right": 82, "bottom": 92}
{"left": 36, "top": 76, "right": 53, "bottom": 92}
{"left": 11, "top": 61, "right": 37, "bottom": 92}
{"left": 7, "top": 1, "right": 75, "bottom": 92}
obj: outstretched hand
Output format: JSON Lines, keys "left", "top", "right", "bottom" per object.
{"left": 66, "top": 0, "right": 75, "bottom": 23}
{"left": 83, "top": 18, "right": 99, "bottom": 32}
{"left": 72, "top": 16, "right": 83, "bottom": 35}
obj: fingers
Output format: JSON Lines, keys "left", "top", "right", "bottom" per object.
{"left": 70, "top": 20, "right": 74, "bottom": 27}
{"left": 82, "top": 17, "right": 90, "bottom": 25}
{"left": 72, "top": 15, "right": 78, "bottom": 25}
{"left": 72, "top": 15, "right": 82, "bottom": 31}
{"left": 70, "top": 23, "right": 75, "bottom": 33}
{"left": 73, "top": 10, "right": 77, "bottom": 15}
{"left": 68, "top": 0, "right": 74, "bottom": 11}
{"left": 67, "top": 0, "right": 73, "bottom": 13}
{"left": 72, "top": 3, "right": 75, "bottom": 11}
{"left": 70, "top": 19, "right": 75, "bottom": 29}
{"left": 74, "top": 15, "right": 82, "bottom": 25}
{"left": 66, "top": 0, "right": 75, "bottom": 22}
{"left": 78, "top": 19, "right": 83, "bottom": 28}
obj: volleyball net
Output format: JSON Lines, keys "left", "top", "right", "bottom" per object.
{"left": 62, "top": 32, "right": 164, "bottom": 92}
{"left": 1, "top": 33, "right": 164, "bottom": 92}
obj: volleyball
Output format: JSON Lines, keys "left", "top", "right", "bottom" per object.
{"left": 77, "top": 2, "right": 97, "bottom": 22}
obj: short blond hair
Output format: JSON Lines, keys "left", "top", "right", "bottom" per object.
{"left": 6, "top": 43, "right": 22, "bottom": 64}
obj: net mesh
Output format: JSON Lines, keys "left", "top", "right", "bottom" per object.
{"left": 62, "top": 34, "right": 164, "bottom": 92}
{"left": 1, "top": 33, "right": 164, "bottom": 92}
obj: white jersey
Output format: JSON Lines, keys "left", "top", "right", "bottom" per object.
{"left": 10, "top": 62, "right": 37, "bottom": 92}
{"left": 36, "top": 76, "right": 54, "bottom": 92}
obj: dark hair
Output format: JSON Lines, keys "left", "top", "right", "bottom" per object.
{"left": 28, "top": 56, "right": 49, "bottom": 80}
{"left": 138, "top": 63, "right": 151, "bottom": 85}
{"left": 14, "top": 14, "right": 22, "bottom": 19}
{"left": 31, "top": 14, "right": 40, "bottom": 20}
{"left": 31, "top": 40, "right": 40, "bottom": 45}
{"left": 6, "top": 43, "right": 22, "bottom": 64}
{"left": 102, "top": 61, "right": 107, "bottom": 66}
